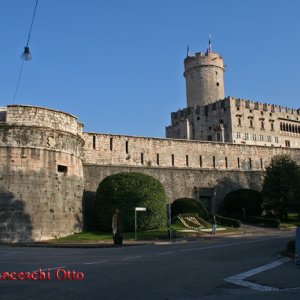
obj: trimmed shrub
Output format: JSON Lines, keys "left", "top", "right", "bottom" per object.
{"left": 171, "top": 198, "right": 209, "bottom": 220}
{"left": 224, "top": 189, "right": 263, "bottom": 216}
{"left": 226, "top": 213, "right": 280, "bottom": 228}
{"left": 95, "top": 172, "right": 167, "bottom": 232}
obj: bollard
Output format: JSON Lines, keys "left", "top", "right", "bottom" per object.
{"left": 296, "top": 226, "right": 300, "bottom": 265}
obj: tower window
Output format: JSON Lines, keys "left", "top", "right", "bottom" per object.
{"left": 57, "top": 165, "right": 68, "bottom": 173}
{"left": 110, "top": 138, "right": 113, "bottom": 151}
{"left": 213, "top": 156, "right": 216, "bottom": 168}
{"left": 171, "top": 154, "right": 175, "bottom": 166}
{"left": 186, "top": 155, "right": 189, "bottom": 167}
{"left": 225, "top": 157, "right": 228, "bottom": 169}
{"left": 249, "top": 158, "right": 252, "bottom": 169}
{"left": 260, "top": 158, "right": 263, "bottom": 169}
{"left": 216, "top": 82, "right": 220, "bottom": 86}
{"left": 125, "top": 141, "right": 129, "bottom": 154}
{"left": 141, "top": 153, "right": 144, "bottom": 165}
{"left": 199, "top": 155, "right": 202, "bottom": 168}
{"left": 237, "top": 157, "right": 240, "bottom": 169}
{"left": 156, "top": 153, "right": 160, "bottom": 166}
{"left": 92, "top": 135, "right": 96, "bottom": 149}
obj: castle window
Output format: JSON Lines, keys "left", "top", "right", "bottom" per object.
{"left": 207, "top": 135, "right": 212, "bottom": 141}
{"left": 261, "top": 121, "right": 264, "bottom": 130}
{"left": 275, "top": 137, "right": 279, "bottom": 143}
{"left": 237, "top": 107, "right": 240, "bottom": 111}
{"left": 216, "top": 71, "right": 218, "bottom": 75}
{"left": 92, "top": 135, "right": 96, "bottom": 149}
{"left": 261, "top": 111, "right": 264, "bottom": 115}
{"left": 267, "top": 136, "right": 271, "bottom": 142}
{"left": 157, "top": 153, "right": 160, "bottom": 166}
{"left": 252, "top": 134, "right": 257, "bottom": 141}
{"left": 216, "top": 82, "right": 220, "bottom": 87}
{"left": 57, "top": 165, "right": 68, "bottom": 173}
{"left": 110, "top": 138, "right": 113, "bottom": 151}
{"left": 237, "top": 157, "right": 240, "bottom": 169}
{"left": 249, "top": 119, "right": 253, "bottom": 128}
{"left": 197, "top": 117, "right": 200, "bottom": 120}
{"left": 225, "top": 157, "right": 228, "bottom": 169}
{"left": 249, "top": 158, "right": 252, "bottom": 170}
{"left": 270, "top": 113, "right": 272, "bottom": 117}
{"left": 259, "top": 135, "right": 264, "bottom": 141}
{"left": 237, "top": 117, "right": 241, "bottom": 126}
{"left": 280, "top": 122, "right": 283, "bottom": 131}
{"left": 199, "top": 155, "right": 203, "bottom": 168}
{"left": 236, "top": 132, "right": 241, "bottom": 139}
{"left": 249, "top": 109, "right": 252, "bottom": 113}
{"left": 260, "top": 158, "right": 263, "bottom": 169}
{"left": 271, "top": 122, "right": 274, "bottom": 131}
{"left": 244, "top": 133, "right": 249, "bottom": 140}
{"left": 285, "top": 140, "right": 290, "bottom": 147}
{"left": 186, "top": 155, "right": 189, "bottom": 167}
{"left": 216, "top": 132, "right": 221, "bottom": 141}
{"left": 171, "top": 154, "right": 175, "bottom": 166}
{"left": 213, "top": 156, "right": 216, "bottom": 168}
{"left": 141, "top": 153, "right": 144, "bottom": 165}
{"left": 125, "top": 141, "right": 129, "bottom": 154}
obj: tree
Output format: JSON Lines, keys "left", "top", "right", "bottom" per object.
{"left": 95, "top": 172, "right": 167, "bottom": 231}
{"left": 262, "top": 154, "right": 300, "bottom": 220}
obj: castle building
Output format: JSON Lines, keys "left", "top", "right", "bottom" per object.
{"left": 0, "top": 42, "right": 300, "bottom": 242}
{"left": 166, "top": 44, "right": 300, "bottom": 149}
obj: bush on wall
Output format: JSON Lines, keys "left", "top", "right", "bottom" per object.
{"left": 224, "top": 189, "right": 263, "bottom": 217}
{"left": 171, "top": 197, "right": 209, "bottom": 221}
{"left": 95, "top": 172, "right": 167, "bottom": 232}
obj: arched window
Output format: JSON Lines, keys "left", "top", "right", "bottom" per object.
{"left": 238, "top": 117, "right": 241, "bottom": 126}
{"left": 280, "top": 122, "right": 283, "bottom": 131}
{"left": 271, "top": 122, "right": 274, "bottom": 131}
{"left": 261, "top": 121, "right": 264, "bottom": 130}
{"left": 289, "top": 124, "right": 292, "bottom": 132}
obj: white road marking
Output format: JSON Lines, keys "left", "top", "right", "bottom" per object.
{"left": 224, "top": 257, "right": 291, "bottom": 292}
{"left": 122, "top": 256, "right": 143, "bottom": 261}
{"left": 84, "top": 261, "right": 109, "bottom": 265}
{"left": 0, "top": 251, "right": 24, "bottom": 256}
{"left": 33, "top": 266, "right": 66, "bottom": 272}
{"left": 180, "top": 236, "right": 290, "bottom": 253}
{"left": 157, "top": 251, "right": 173, "bottom": 255}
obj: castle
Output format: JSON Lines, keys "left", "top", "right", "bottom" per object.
{"left": 0, "top": 43, "right": 299, "bottom": 242}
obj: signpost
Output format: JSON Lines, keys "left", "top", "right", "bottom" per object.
{"left": 135, "top": 207, "right": 146, "bottom": 240}
{"left": 296, "top": 226, "right": 300, "bottom": 265}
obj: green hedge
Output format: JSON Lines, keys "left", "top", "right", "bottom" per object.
{"left": 224, "top": 189, "right": 263, "bottom": 216}
{"left": 211, "top": 214, "right": 241, "bottom": 228}
{"left": 95, "top": 172, "right": 167, "bottom": 232}
{"left": 171, "top": 198, "right": 209, "bottom": 220}
{"left": 226, "top": 213, "right": 280, "bottom": 228}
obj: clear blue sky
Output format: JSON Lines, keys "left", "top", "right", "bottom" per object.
{"left": 1, "top": 0, "right": 299, "bottom": 137}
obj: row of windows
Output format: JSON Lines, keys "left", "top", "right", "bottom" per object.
{"left": 237, "top": 117, "right": 274, "bottom": 131}
{"left": 280, "top": 122, "right": 300, "bottom": 133}
{"left": 236, "top": 132, "right": 279, "bottom": 143}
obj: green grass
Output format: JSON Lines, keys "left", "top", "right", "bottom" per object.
{"left": 279, "top": 213, "right": 300, "bottom": 228}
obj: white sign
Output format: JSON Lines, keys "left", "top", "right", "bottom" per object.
{"left": 135, "top": 207, "right": 146, "bottom": 211}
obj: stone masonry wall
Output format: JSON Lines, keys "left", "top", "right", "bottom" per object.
{"left": 0, "top": 105, "right": 84, "bottom": 242}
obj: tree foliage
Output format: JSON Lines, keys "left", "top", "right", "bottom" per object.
{"left": 95, "top": 172, "right": 167, "bottom": 231}
{"left": 224, "top": 189, "right": 263, "bottom": 216}
{"left": 171, "top": 198, "right": 209, "bottom": 220}
{"left": 262, "top": 154, "right": 300, "bottom": 220}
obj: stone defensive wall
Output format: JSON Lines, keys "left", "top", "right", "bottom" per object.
{"left": 0, "top": 105, "right": 84, "bottom": 242}
{"left": 82, "top": 132, "right": 300, "bottom": 212}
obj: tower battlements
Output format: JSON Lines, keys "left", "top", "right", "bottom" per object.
{"left": 184, "top": 51, "right": 224, "bottom": 73}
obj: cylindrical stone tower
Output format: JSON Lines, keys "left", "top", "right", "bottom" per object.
{"left": 184, "top": 50, "right": 225, "bottom": 107}
{"left": 0, "top": 105, "right": 84, "bottom": 242}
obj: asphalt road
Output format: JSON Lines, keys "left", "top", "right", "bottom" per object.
{"left": 0, "top": 232, "right": 298, "bottom": 300}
